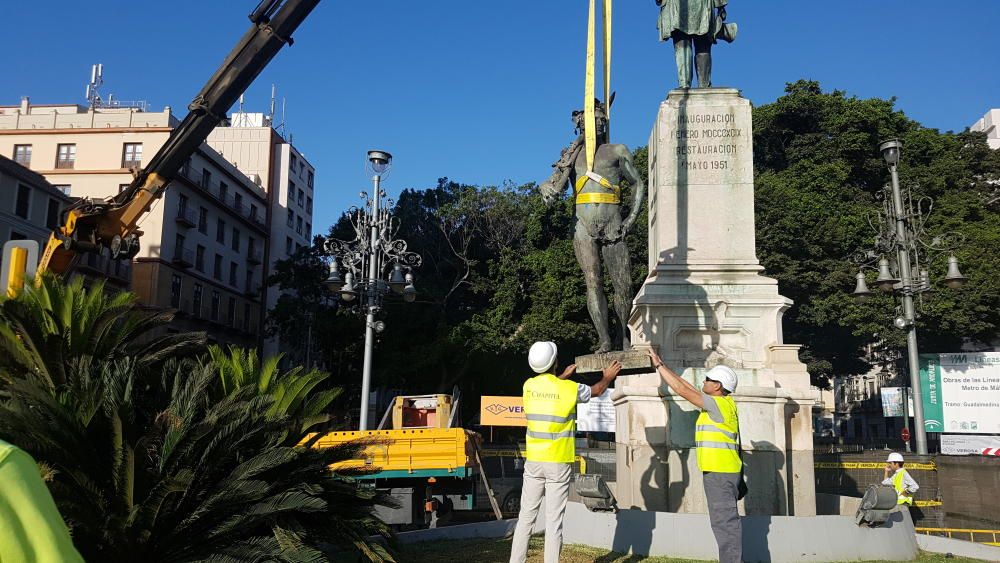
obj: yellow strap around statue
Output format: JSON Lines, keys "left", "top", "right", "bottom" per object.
{"left": 575, "top": 192, "right": 620, "bottom": 205}
{"left": 574, "top": 173, "right": 621, "bottom": 205}
{"left": 585, "top": 0, "right": 597, "bottom": 172}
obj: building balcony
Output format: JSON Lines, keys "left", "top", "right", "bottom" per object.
{"left": 171, "top": 247, "right": 194, "bottom": 268}
{"left": 75, "top": 252, "right": 131, "bottom": 283}
{"left": 247, "top": 249, "right": 262, "bottom": 265}
{"left": 174, "top": 207, "right": 197, "bottom": 228}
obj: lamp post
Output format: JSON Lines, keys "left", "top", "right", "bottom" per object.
{"left": 324, "top": 150, "right": 421, "bottom": 430}
{"left": 851, "top": 139, "right": 967, "bottom": 455}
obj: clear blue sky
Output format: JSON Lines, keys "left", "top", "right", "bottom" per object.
{"left": 3, "top": 1, "right": 998, "bottom": 234}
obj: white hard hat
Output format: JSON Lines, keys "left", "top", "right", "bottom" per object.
{"left": 705, "top": 365, "right": 738, "bottom": 393}
{"left": 528, "top": 341, "right": 558, "bottom": 374}
{"left": 887, "top": 452, "right": 905, "bottom": 463}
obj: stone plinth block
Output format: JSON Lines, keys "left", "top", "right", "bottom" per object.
{"left": 576, "top": 350, "right": 652, "bottom": 376}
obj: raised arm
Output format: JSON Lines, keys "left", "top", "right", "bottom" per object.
{"left": 647, "top": 349, "right": 705, "bottom": 409}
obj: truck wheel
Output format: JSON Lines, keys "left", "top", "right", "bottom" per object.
{"left": 502, "top": 491, "right": 521, "bottom": 513}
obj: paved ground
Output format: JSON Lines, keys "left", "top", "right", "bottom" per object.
{"left": 396, "top": 537, "right": 988, "bottom": 563}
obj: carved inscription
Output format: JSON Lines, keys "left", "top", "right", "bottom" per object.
{"left": 672, "top": 112, "right": 745, "bottom": 172}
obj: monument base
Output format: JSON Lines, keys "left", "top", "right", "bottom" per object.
{"left": 616, "top": 87, "right": 818, "bottom": 516}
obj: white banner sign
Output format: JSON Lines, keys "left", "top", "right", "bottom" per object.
{"left": 577, "top": 388, "right": 615, "bottom": 433}
{"left": 940, "top": 434, "right": 1000, "bottom": 456}
{"left": 921, "top": 352, "right": 1000, "bottom": 434}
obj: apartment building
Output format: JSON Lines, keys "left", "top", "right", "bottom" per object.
{"left": 0, "top": 98, "right": 266, "bottom": 347}
{"left": 971, "top": 109, "right": 1000, "bottom": 149}
{"left": 0, "top": 154, "right": 72, "bottom": 273}
{"left": 206, "top": 111, "right": 315, "bottom": 358}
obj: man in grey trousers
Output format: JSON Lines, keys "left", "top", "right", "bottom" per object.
{"left": 649, "top": 348, "right": 743, "bottom": 563}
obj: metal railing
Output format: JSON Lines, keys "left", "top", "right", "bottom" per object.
{"left": 915, "top": 527, "right": 1000, "bottom": 546}
{"left": 177, "top": 166, "right": 266, "bottom": 229}
{"left": 171, "top": 247, "right": 194, "bottom": 267}
{"left": 175, "top": 207, "right": 197, "bottom": 227}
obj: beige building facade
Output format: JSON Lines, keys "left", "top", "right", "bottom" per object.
{"left": 0, "top": 99, "right": 266, "bottom": 347}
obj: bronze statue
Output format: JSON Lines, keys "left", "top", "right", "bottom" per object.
{"left": 656, "top": 0, "right": 737, "bottom": 89}
{"left": 540, "top": 101, "right": 645, "bottom": 353}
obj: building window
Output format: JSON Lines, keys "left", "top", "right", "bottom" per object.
{"left": 296, "top": 216, "right": 303, "bottom": 235}
{"left": 211, "top": 291, "right": 220, "bottom": 321}
{"left": 198, "top": 207, "right": 208, "bottom": 233}
{"left": 234, "top": 192, "right": 242, "bottom": 211}
{"left": 306, "top": 196, "right": 313, "bottom": 214}
{"left": 229, "top": 262, "right": 238, "bottom": 287}
{"left": 216, "top": 219, "right": 226, "bottom": 244}
{"left": 192, "top": 283, "right": 203, "bottom": 318}
{"left": 46, "top": 199, "right": 60, "bottom": 229}
{"left": 219, "top": 181, "right": 228, "bottom": 203}
{"left": 195, "top": 245, "right": 205, "bottom": 272}
{"left": 174, "top": 233, "right": 186, "bottom": 260}
{"left": 289, "top": 180, "right": 296, "bottom": 202}
{"left": 170, "top": 274, "right": 182, "bottom": 308}
{"left": 290, "top": 155, "right": 297, "bottom": 173}
{"left": 178, "top": 193, "right": 189, "bottom": 215}
{"left": 285, "top": 236, "right": 293, "bottom": 255}
{"left": 13, "top": 144, "right": 31, "bottom": 166}
{"left": 243, "top": 303, "right": 252, "bottom": 332}
{"left": 231, "top": 227, "right": 240, "bottom": 252}
{"left": 201, "top": 169, "right": 212, "bottom": 189}
{"left": 248, "top": 237, "right": 256, "bottom": 258}
{"left": 297, "top": 188, "right": 304, "bottom": 207}
{"left": 245, "top": 270, "right": 254, "bottom": 293}
{"left": 287, "top": 209, "right": 294, "bottom": 227}
{"left": 56, "top": 144, "right": 76, "bottom": 169}
{"left": 53, "top": 185, "right": 71, "bottom": 196}
{"left": 305, "top": 223, "right": 311, "bottom": 239}
{"left": 227, "top": 297, "right": 236, "bottom": 327}
{"left": 15, "top": 184, "right": 30, "bottom": 219}
{"left": 249, "top": 204, "right": 258, "bottom": 222}
{"left": 307, "top": 170, "right": 314, "bottom": 188}
{"left": 122, "top": 143, "right": 142, "bottom": 168}
{"left": 213, "top": 254, "right": 223, "bottom": 281}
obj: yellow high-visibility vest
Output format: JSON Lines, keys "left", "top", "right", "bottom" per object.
{"left": 695, "top": 395, "right": 741, "bottom": 473}
{"left": 523, "top": 374, "right": 579, "bottom": 463}
{"left": 892, "top": 469, "right": 914, "bottom": 505}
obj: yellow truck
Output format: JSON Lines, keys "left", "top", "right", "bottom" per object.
{"left": 313, "top": 392, "right": 500, "bottom": 528}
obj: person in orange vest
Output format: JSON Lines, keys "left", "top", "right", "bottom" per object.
{"left": 648, "top": 348, "right": 743, "bottom": 563}
{"left": 0, "top": 439, "right": 84, "bottom": 562}
{"left": 509, "top": 341, "right": 621, "bottom": 563}
{"left": 882, "top": 452, "right": 919, "bottom": 506}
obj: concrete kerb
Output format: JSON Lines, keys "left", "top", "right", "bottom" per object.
{"left": 396, "top": 501, "right": 922, "bottom": 562}
{"left": 916, "top": 533, "right": 1000, "bottom": 562}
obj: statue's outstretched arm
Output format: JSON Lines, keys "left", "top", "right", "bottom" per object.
{"left": 540, "top": 135, "right": 584, "bottom": 205}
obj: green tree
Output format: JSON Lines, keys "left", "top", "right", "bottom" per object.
{"left": 753, "top": 80, "right": 1000, "bottom": 385}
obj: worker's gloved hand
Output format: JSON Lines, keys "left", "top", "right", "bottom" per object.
{"left": 558, "top": 364, "right": 577, "bottom": 380}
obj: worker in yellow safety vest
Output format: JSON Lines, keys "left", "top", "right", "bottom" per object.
{"left": 509, "top": 341, "right": 621, "bottom": 563}
{"left": 648, "top": 348, "right": 743, "bottom": 563}
{"left": 882, "top": 452, "right": 919, "bottom": 505}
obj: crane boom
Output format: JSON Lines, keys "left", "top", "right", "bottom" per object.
{"left": 38, "top": 0, "right": 320, "bottom": 276}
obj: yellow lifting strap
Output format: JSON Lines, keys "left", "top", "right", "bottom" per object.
{"left": 584, "top": 0, "right": 611, "bottom": 173}
{"left": 574, "top": 172, "right": 621, "bottom": 205}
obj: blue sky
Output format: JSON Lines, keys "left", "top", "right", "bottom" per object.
{"left": 3, "top": 1, "right": 998, "bottom": 234}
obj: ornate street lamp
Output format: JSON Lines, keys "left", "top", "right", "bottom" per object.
{"left": 851, "top": 139, "right": 967, "bottom": 455}
{"left": 324, "top": 150, "right": 422, "bottom": 430}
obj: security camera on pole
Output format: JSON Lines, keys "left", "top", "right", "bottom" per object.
{"left": 324, "top": 150, "right": 422, "bottom": 430}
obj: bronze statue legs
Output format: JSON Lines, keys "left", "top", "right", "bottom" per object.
{"left": 574, "top": 220, "right": 633, "bottom": 353}
{"left": 671, "top": 31, "right": 714, "bottom": 88}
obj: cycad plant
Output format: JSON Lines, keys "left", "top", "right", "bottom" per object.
{"left": 206, "top": 345, "right": 339, "bottom": 437}
{"left": 0, "top": 274, "right": 204, "bottom": 388}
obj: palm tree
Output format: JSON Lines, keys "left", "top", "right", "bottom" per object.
{"left": 0, "top": 357, "right": 395, "bottom": 562}
{"left": 0, "top": 274, "right": 204, "bottom": 389}
{"left": 206, "top": 345, "right": 339, "bottom": 437}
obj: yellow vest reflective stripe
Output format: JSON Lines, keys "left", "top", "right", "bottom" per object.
{"left": 523, "top": 374, "right": 579, "bottom": 463}
{"left": 574, "top": 173, "right": 621, "bottom": 205}
{"left": 892, "top": 470, "right": 914, "bottom": 505}
{"left": 695, "top": 395, "right": 742, "bottom": 473}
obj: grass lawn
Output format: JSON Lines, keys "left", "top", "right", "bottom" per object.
{"left": 396, "top": 536, "right": 989, "bottom": 563}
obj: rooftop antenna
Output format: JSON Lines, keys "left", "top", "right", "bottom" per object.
{"left": 275, "top": 96, "right": 287, "bottom": 138}
{"left": 268, "top": 84, "right": 276, "bottom": 125}
{"left": 238, "top": 93, "right": 245, "bottom": 114}
{"left": 86, "top": 63, "right": 104, "bottom": 108}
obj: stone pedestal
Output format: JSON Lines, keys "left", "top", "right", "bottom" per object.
{"left": 615, "top": 89, "right": 818, "bottom": 516}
